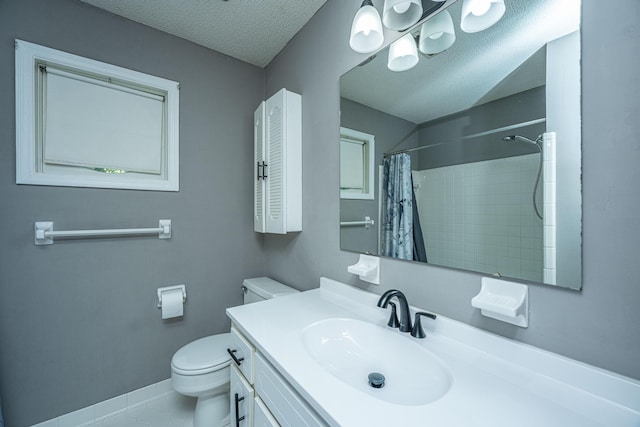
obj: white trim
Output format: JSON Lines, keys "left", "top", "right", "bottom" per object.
{"left": 31, "top": 379, "right": 175, "bottom": 427}
{"left": 15, "top": 39, "right": 180, "bottom": 191}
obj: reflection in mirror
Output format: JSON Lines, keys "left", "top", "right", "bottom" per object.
{"left": 340, "top": 127, "right": 375, "bottom": 200}
{"left": 339, "top": 0, "right": 582, "bottom": 289}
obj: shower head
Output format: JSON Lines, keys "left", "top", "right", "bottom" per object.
{"left": 502, "top": 135, "right": 542, "bottom": 146}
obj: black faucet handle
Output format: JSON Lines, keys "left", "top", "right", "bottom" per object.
{"left": 411, "top": 311, "right": 437, "bottom": 339}
{"left": 386, "top": 302, "right": 400, "bottom": 328}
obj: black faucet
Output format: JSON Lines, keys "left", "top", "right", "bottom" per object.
{"left": 377, "top": 290, "right": 438, "bottom": 338}
{"left": 411, "top": 312, "right": 437, "bottom": 339}
{"left": 377, "top": 289, "right": 413, "bottom": 333}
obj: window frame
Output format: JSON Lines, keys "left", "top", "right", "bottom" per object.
{"left": 340, "top": 127, "right": 375, "bottom": 200}
{"left": 15, "top": 39, "right": 180, "bottom": 191}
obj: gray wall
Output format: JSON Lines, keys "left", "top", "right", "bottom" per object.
{"left": 417, "top": 87, "right": 546, "bottom": 169}
{"left": 0, "top": 1, "right": 264, "bottom": 425}
{"left": 264, "top": 0, "right": 640, "bottom": 382}
{"left": 1, "top": 1, "right": 638, "bottom": 425}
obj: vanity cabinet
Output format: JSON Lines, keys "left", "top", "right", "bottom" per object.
{"left": 229, "top": 327, "right": 256, "bottom": 426}
{"left": 230, "top": 365, "right": 254, "bottom": 427}
{"left": 254, "top": 89, "right": 302, "bottom": 234}
{"left": 230, "top": 325, "right": 327, "bottom": 427}
{"left": 254, "top": 397, "right": 279, "bottom": 427}
{"left": 254, "top": 353, "right": 326, "bottom": 427}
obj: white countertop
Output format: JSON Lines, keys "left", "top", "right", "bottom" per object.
{"left": 227, "top": 278, "right": 640, "bottom": 427}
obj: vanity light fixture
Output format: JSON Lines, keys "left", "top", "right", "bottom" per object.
{"left": 349, "top": 0, "right": 505, "bottom": 60}
{"left": 387, "top": 32, "right": 419, "bottom": 72}
{"left": 349, "top": 0, "right": 385, "bottom": 53}
{"left": 382, "top": 0, "right": 423, "bottom": 31}
{"left": 418, "top": 9, "right": 455, "bottom": 55}
{"left": 460, "top": 0, "right": 505, "bottom": 33}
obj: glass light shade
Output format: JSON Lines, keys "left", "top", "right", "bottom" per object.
{"left": 418, "top": 10, "right": 455, "bottom": 55}
{"left": 349, "top": 2, "right": 385, "bottom": 53}
{"left": 460, "top": 0, "right": 505, "bottom": 33}
{"left": 387, "top": 33, "right": 419, "bottom": 72}
{"left": 382, "top": 0, "right": 423, "bottom": 31}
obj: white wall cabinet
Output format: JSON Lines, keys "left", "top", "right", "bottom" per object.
{"left": 254, "top": 89, "right": 302, "bottom": 234}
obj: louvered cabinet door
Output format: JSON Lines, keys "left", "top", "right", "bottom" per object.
{"left": 254, "top": 101, "right": 266, "bottom": 233}
{"left": 265, "top": 94, "right": 286, "bottom": 234}
{"left": 253, "top": 89, "right": 301, "bottom": 234}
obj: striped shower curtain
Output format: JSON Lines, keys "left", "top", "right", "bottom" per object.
{"left": 382, "top": 153, "right": 414, "bottom": 260}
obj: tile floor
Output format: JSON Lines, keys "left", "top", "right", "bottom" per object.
{"left": 85, "top": 392, "right": 194, "bottom": 427}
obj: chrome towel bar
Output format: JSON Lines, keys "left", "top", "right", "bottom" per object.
{"left": 340, "top": 216, "right": 375, "bottom": 228}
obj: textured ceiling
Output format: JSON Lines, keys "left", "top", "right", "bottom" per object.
{"left": 79, "top": 0, "right": 327, "bottom": 68}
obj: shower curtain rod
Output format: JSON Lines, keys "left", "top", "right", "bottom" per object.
{"left": 383, "top": 118, "right": 546, "bottom": 158}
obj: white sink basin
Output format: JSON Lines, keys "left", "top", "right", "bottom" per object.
{"left": 302, "top": 318, "right": 452, "bottom": 405}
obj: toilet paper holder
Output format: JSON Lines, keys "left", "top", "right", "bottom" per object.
{"left": 157, "top": 284, "right": 187, "bottom": 308}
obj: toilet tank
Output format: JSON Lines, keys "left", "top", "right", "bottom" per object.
{"left": 242, "top": 277, "right": 299, "bottom": 304}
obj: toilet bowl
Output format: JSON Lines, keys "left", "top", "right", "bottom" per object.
{"left": 171, "top": 334, "right": 233, "bottom": 427}
{"left": 171, "top": 277, "right": 299, "bottom": 427}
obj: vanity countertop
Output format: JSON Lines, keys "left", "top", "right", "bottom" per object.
{"left": 227, "top": 278, "right": 640, "bottom": 427}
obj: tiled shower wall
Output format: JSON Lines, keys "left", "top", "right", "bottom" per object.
{"left": 413, "top": 154, "right": 543, "bottom": 282}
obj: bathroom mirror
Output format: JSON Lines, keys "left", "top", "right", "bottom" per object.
{"left": 340, "top": 127, "right": 376, "bottom": 200}
{"left": 339, "top": 0, "right": 582, "bottom": 289}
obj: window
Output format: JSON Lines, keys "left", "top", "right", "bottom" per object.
{"left": 340, "top": 127, "right": 375, "bottom": 200}
{"left": 15, "top": 39, "right": 179, "bottom": 191}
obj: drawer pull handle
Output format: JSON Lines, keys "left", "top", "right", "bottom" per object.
{"left": 227, "top": 348, "right": 244, "bottom": 366}
{"left": 234, "top": 393, "right": 246, "bottom": 427}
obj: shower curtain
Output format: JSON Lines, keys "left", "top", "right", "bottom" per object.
{"left": 411, "top": 184, "right": 428, "bottom": 263}
{"left": 382, "top": 153, "right": 427, "bottom": 261}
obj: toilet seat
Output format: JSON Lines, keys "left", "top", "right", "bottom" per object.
{"left": 171, "top": 333, "right": 233, "bottom": 376}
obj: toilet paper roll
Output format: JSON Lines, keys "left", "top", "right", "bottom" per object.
{"left": 160, "top": 288, "right": 184, "bottom": 319}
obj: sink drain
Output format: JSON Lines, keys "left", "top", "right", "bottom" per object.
{"left": 368, "top": 372, "right": 385, "bottom": 389}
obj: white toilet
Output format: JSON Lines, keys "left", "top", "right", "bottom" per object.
{"left": 171, "top": 277, "right": 299, "bottom": 427}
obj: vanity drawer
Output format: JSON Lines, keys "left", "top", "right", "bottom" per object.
{"left": 230, "top": 365, "right": 254, "bottom": 427}
{"left": 254, "top": 396, "right": 280, "bottom": 427}
{"left": 230, "top": 326, "right": 255, "bottom": 383}
{"left": 254, "top": 353, "right": 327, "bottom": 427}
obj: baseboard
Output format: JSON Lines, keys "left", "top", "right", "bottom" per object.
{"left": 31, "top": 378, "right": 174, "bottom": 427}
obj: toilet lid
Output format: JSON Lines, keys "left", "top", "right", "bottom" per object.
{"left": 172, "top": 333, "right": 233, "bottom": 374}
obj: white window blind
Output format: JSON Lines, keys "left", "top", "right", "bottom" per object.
{"left": 341, "top": 138, "right": 365, "bottom": 191}
{"left": 43, "top": 67, "right": 164, "bottom": 174}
